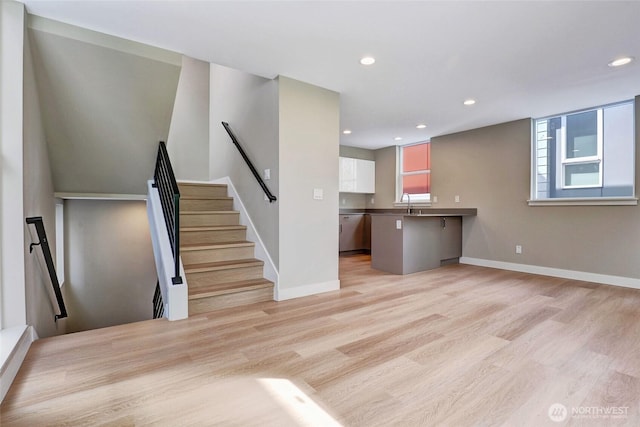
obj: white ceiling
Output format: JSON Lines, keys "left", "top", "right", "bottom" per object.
{"left": 19, "top": 0, "right": 640, "bottom": 149}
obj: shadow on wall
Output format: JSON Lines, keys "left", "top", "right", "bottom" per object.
{"left": 62, "top": 199, "right": 157, "bottom": 333}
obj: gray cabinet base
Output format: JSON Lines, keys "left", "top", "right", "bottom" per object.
{"left": 371, "top": 215, "right": 442, "bottom": 274}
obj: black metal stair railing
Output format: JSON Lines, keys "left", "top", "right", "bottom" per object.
{"left": 26, "top": 216, "right": 68, "bottom": 321}
{"left": 221, "top": 121, "right": 277, "bottom": 203}
{"left": 152, "top": 281, "right": 164, "bottom": 319}
{"left": 153, "top": 141, "right": 183, "bottom": 285}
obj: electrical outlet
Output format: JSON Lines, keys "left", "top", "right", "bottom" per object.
{"left": 455, "top": 195, "right": 460, "bottom": 203}
{"left": 433, "top": 195, "right": 438, "bottom": 203}
{"left": 515, "top": 245, "right": 522, "bottom": 254}
{"left": 264, "top": 169, "right": 271, "bottom": 180}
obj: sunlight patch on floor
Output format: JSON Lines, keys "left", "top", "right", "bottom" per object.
{"left": 258, "top": 378, "right": 343, "bottom": 427}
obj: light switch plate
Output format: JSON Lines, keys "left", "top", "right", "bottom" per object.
{"left": 264, "top": 169, "right": 271, "bottom": 180}
{"left": 455, "top": 195, "right": 460, "bottom": 203}
{"left": 313, "top": 188, "right": 324, "bottom": 200}
{"left": 396, "top": 220, "right": 402, "bottom": 230}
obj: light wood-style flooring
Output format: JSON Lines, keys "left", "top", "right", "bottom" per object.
{"left": 2, "top": 255, "right": 640, "bottom": 426}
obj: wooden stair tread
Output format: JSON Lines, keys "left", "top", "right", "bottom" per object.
{"left": 178, "top": 182, "right": 227, "bottom": 188}
{"left": 181, "top": 210, "right": 238, "bottom": 215}
{"left": 188, "top": 278, "right": 273, "bottom": 299}
{"left": 181, "top": 225, "right": 246, "bottom": 232}
{"left": 181, "top": 241, "right": 254, "bottom": 251}
{"left": 184, "top": 258, "right": 264, "bottom": 273}
{"left": 181, "top": 195, "right": 232, "bottom": 200}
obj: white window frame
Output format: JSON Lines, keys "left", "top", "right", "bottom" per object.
{"left": 396, "top": 141, "right": 431, "bottom": 205}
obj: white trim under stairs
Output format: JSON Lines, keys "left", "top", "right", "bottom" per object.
{"left": 147, "top": 180, "right": 189, "bottom": 320}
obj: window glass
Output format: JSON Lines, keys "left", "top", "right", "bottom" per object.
{"left": 564, "top": 163, "right": 599, "bottom": 186}
{"left": 399, "top": 142, "right": 431, "bottom": 201}
{"left": 402, "top": 143, "right": 430, "bottom": 172}
{"left": 532, "top": 100, "right": 634, "bottom": 201}
{"left": 566, "top": 110, "right": 597, "bottom": 159}
{"left": 402, "top": 173, "right": 430, "bottom": 194}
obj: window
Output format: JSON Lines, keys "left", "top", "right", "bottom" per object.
{"left": 398, "top": 141, "right": 431, "bottom": 203}
{"left": 532, "top": 100, "right": 635, "bottom": 204}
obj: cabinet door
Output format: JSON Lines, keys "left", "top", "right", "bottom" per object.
{"left": 339, "top": 157, "right": 357, "bottom": 192}
{"left": 339, "top": 215, "right": 364, "bottom": 251}
{"left": 362, "top": 214, "right": 371, "bottom": 250}
{"left": 440, "top": 217, "right": 462, "bottom": 260}
{"left": 356, "top": 159, "right": 375, "bottom": 193}
{"left": 339, "top": 157, "right": 375, "bottom": 193}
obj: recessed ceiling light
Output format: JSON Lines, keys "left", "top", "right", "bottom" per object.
{"left": 360, "top": 56, "right": 376, "bottom": 66}
{"left": 343, "top": 129, "right": 352, "bottom": 134}
{"left": 463, "top": 99, "right": 476, "bottom": 106}
{"left": 608, "top": 56, "right": 634, "bottom": 67}
{"left": 416, "top": 124, "right": 427, "bottom": 129}
{"left": 394, "top": 136, "right": 403, "bottom": 141}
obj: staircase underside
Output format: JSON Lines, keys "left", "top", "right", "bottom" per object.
{"left": 178, "top": 182, "right": 273, "bottom": 315}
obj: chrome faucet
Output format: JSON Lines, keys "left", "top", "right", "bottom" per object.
{"left": 401, "top": 192, "right": 411, "bottom": 214}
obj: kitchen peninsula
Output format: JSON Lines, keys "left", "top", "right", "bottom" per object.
{"left": 369, "top": 209, "right": 477, "bottom": 275}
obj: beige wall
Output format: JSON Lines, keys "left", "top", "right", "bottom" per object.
{"left": 1, "top": 0, "right": 27, "bottom": 329}
{"left": 339, "top": 193, "right": 367, "bottom": 209}
{"left": 23, "top": 25, "right": 66, "bottom": 338}
{"left": 278, "top": 76, "right": 340, "bottom": 294}
{"left": 431, "top": 99, "right": 640, "bottom": 279}
{"left": 340, "top": 145, "right": 375, "bottom": 161}
{"left": 63, "top": 200, "right": 156, "bottom": 333}
{"left": 168, "top": 56, "right": 210, "bottom": 181}
{"left": 371, "top": 146, "right": 397, "bottom": 208}
{"left": 29, "top": 22, "right": 180, "bottom": 195}
{"left": 209, "top": 64, "right": 279, "bottom": 266}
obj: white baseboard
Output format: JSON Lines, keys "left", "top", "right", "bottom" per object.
{"left": 276, "top": 279, "right": 340, "bottom": 301}
{"left": 460, "top": 257, "right": 640, "bottom": 290}
{"left": 1, "top": 325, "right": 36, "bottom": 403}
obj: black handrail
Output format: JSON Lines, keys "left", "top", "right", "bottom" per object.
{"left": 26, "top": 216, "right": 68, "bottom": 321}
{"left": 153, "top": 141, "right": 183, "bottom": 285}
{"left": 221, "top": 121, "right": 277, "bottom": 203}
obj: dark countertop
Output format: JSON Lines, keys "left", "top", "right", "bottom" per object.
{"left": 339, "top": 208, "right": 477, "bottom": 216}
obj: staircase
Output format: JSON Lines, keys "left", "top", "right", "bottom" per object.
{"left": 178, "top": 182, "right": 274, "bottom": 315}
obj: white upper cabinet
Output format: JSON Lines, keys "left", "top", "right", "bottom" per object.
{"left": 339, "top": 157, "right": 375, "bottom": 193}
